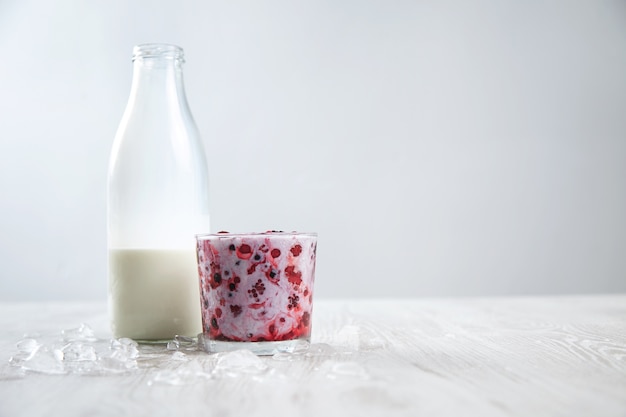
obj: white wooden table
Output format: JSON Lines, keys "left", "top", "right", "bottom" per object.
{"left": 0, "top": 296, "right": 625, "bottom": 417}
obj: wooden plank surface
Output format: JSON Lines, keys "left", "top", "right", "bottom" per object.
{"left": 0, "top": 296, "right": 625, "bottom": 417}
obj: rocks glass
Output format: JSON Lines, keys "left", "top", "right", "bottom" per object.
{"left": 196, "top": 232, "right": 317, "bottom": 355}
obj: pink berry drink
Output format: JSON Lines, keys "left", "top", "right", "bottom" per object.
{"left": 196, "top": 231, "right": 317, "bottom": 354}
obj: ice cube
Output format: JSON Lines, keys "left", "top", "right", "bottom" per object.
{"left": 214, "top": 350, "right": 268, "bottom": 375}
{"left": 61, "top": 323, "right": 96, "bottom": 342}
{"left": 21, "top": 345, "right": 66, "bottom": 375}
{"left": 16, "top": 338, "right": 40, "bottom": 354}
{"left": 98, "top": 356, "right": 137, "bottom": 373}
{"left": 147, "top": 358, "right": 211, "bottom": 386}
{"left": 110, "top": 338, "right": 138, "bottom": 360}
{"left": 61, "top": 342, "right": 97, "bottom": 362}
{"left": 166, "top": 340, "right": 180, "bottom": 351}
{"left": 9, "top": 338, "right": 42, "bottom": 365}
{"left": 98, "top": 338, "right": 139, "bottom": 372}
{"left": 109, "top": 349, "right": 137, "bottom": 363}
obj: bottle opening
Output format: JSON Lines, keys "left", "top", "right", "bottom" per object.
{"left": 132, "top": 43, "right": 184, "bottom": 62}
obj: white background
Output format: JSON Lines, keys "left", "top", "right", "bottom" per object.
{"left": 1, "top": 0, "right": 625, "bottom": 301}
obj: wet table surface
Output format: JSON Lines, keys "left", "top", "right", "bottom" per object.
{"left": 0, "top": 296, "right": 625, "bottom": 417}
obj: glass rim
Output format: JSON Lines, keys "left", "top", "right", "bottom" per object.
{"left": 196, "top": 231, "right": 317, "bottom": 240}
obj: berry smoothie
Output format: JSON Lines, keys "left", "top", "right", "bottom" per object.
{"left": 196, "top": 232, "right": 317, "bottom": 352}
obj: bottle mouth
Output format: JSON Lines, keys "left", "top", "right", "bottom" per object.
{"left": 132, "top": 43, "right": 184, "bottom": 62}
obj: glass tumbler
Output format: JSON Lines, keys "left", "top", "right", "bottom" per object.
{"left": 196, "top": 232, "right": 317, "bottom": 355}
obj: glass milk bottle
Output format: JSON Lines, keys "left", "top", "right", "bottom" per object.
{"left": 107, "top": 44, "right": 209, "bottom": 341}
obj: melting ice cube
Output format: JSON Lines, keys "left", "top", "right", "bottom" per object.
{"left": 214, "top": 350, "right": 268, "bottom": 375}
{"left": 61, "top": 323, "right": 97, "bottom": 342}
{"left": 61, "top": 342, "right": 97, "bottom": 362}
{"left": 20, "top": 345, "right": 66, "bottom": 375}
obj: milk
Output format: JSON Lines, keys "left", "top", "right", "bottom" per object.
{"left": 108, "top": 249, "right": 202, "bottom": 340}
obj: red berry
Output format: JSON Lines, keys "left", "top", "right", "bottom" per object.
{"left": 290, "top": 244, "right": 302, "bottom": 256}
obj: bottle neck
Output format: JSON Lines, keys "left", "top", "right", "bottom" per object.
{"left": 126, "top": 45, "right": 190, "bottom": 114}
